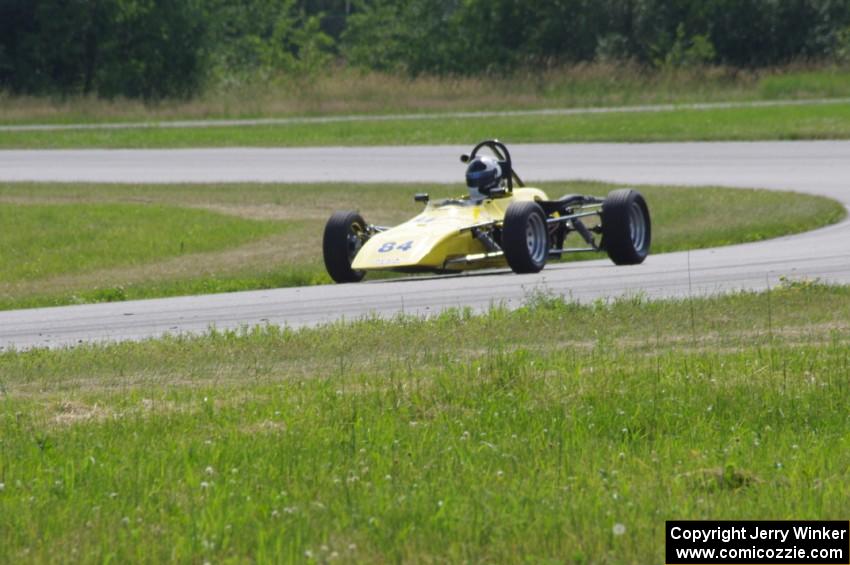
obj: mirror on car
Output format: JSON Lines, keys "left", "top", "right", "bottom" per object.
{"left": 414, "top": 193, "right": 430, "bottom": 203}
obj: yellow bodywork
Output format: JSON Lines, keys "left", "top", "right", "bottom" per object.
{"left": 352, "top": 188, "right": 549, "bottom": 272}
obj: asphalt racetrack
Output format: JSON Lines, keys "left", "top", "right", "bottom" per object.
{"left": 1, "top": 141, "right": 848, "bottom": 350}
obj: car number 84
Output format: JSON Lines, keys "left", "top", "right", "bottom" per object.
{"left": 378, "top": 240, "right": 414, "bottom": 253}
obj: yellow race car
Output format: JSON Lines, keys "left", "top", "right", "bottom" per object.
{"left": 323, "top": 140, "right": 650, "bottom": 283}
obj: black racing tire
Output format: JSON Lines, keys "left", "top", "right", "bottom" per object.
{"left": 601, "top": 189, "right": 651, "bottom": 265}
{"left": 323, "top": 211, "right": 367, "bottom": 283}
{"left": 502, "top": 201, "right": 549, "bottom": 274}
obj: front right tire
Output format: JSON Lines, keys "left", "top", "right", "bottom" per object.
{"left": 601, "top": 189, "right": 651, "bottom": 265}
{"left": 323, "top": 211, "right": 367, "bottom": 283}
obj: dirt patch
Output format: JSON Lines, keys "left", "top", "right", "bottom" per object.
{"left": 240, "top": 420, "right": 288, "bottom": 434}
{"left": 679, "top": 466, "right": 763, "bottom": 491}
{"left": 191, "top": 203, "right": 328, "bottom": 221}
{"left": 0, "top": 193, "right": 321, "bottom": 220}
{"left": 51, "top": 400, "right": 112, "bottom": 426}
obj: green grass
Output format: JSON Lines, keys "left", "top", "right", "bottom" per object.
{"left": 0, "top": 181, "right": 843, "bottom": 311}
{"left": 3, "top": 102, "right": 850, "bottom": 149}
{"left": 1, "top": 282, "right": 849, "bottom": 562}
{"left": 3, "top": 65, "right": 850, "bottom": 126}
{"left": 758, "top": 70, "right": 850, "bottom": 99}
{"left": 0, "top": 203, "right": 286, "bottom": 283}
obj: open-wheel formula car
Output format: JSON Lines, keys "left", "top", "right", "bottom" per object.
{"left": 323, "top": 140, "right": 650, "bottom": 283}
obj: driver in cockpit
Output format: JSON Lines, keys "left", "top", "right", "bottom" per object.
{"left": 465, "top": 156, "right": 503, "bottom": 201}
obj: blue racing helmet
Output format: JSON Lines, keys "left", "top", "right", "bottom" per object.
{"left": 465, "top": 156, "right": 502, "bottom": 198}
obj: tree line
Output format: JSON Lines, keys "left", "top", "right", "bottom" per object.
{"left": 2, "top": 0, "right": 849, "bottom": 100}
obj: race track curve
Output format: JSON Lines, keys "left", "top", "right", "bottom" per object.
{"left": 1, "top": 141, "right": 848, "bottom": 350}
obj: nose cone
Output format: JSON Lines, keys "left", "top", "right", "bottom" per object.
{"left": 351, "top": 220, "right": 462, "bottom": 270}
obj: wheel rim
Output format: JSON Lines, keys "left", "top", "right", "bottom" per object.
{"left": 525, "top": 212, "right": 547, "bottom": 265}
{"left": 628, "top": 202, "right": 647, "bottom": 252}
{"left": 347, "top": 223, "right": 365, "bottom": 262}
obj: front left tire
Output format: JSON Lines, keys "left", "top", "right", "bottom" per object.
{"left": 502, "top": 201, "right": 549, "bottom": 274}
{"left": 323, "top": 211, "right": 367, "bottom": 283}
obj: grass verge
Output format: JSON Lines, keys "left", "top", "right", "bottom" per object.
{"left": 3, "top": 102, "right": 850, "bottom": 148}
{"left": 1, "top": 282, "right": 848, "bottom": 562}
{"left": 0, "top": 203, "right": 287, "bottom": 283}
{"left": 0, "top": 181, "right": 843, "bottom": 311}
{"left": 3, "top": 65, "right": 850, "bottom": 125}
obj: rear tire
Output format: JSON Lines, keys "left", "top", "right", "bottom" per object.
{"left": 323, "top": 211, "right": 367, "bottom": 283}
{"left": 601, "top": 189, "right": 651, "bottom": 265}
{"left": 502, "top": 201, "right": 549, "bottom": 274}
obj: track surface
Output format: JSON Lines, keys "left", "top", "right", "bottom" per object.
{"left": 1, "top": 141, "right": 849, "bottom": 350}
